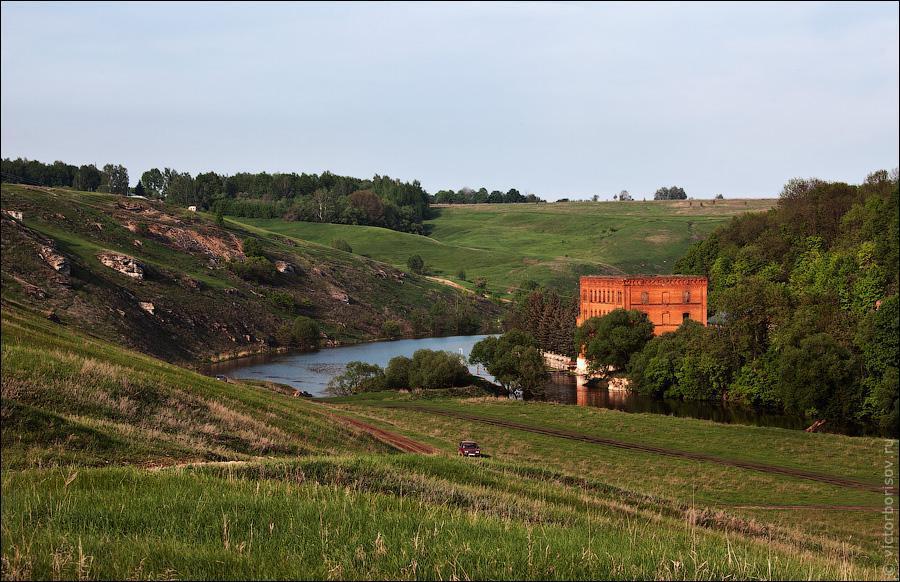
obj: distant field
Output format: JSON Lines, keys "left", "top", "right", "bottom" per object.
{"left": 233, "top": 199, "right": 775, "bottom": 296}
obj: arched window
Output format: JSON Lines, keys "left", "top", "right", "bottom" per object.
{"left": 683, "top": 290, "right": 691, "bottom": 303}
{"left": 683, "top": 312, "right": 691, "bottom": 321}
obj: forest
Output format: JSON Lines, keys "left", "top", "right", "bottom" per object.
{"left": 632, "top": 170, "right": 897, "bottom": 435}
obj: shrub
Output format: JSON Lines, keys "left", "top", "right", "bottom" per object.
{"left": 268, "top": 290, "right": 296, "bottom": 312}
{"left": 230, "top": 256, "right": 275, "bottom": 283}
{"left": 384, "top": 356, "right": 412, "bottom": 389}
{"left": 474, "top": 277, "right": 487, "bottom": 291}
{"left": 456, "top": 270, "right": 466, "bottom": 281}
{"left": 326, "top": 361, "right": 385, "bottom": 395}
{"left": 242, "top": 237, "right": 265, "bottom": 258}
{"left": 408, "top": 349, "right": 469, "bottom": 389}
{"left": 276, "top": 316, "right": 321, "bottom": 349}
{"left": 381, "top": 320, "right": 403, "bottom": 339}
{"left": 331, "top": 239, "right": 352, "bottom": 253}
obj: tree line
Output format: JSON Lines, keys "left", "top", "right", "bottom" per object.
{"left": 431, "top": 187, "right": 543, "bottom": 204}
{"left": 1, "top": 157, "right": 129, "bottom": 195}
{"left": 1, "top": 157, "right": 432, "bottom": 235}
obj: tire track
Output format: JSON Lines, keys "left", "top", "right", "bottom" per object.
{"left": 333, "top": 414, "right": 435, "bottom": 454}
{"left": 393, "top": 405, "right": 894, "bottom": 494}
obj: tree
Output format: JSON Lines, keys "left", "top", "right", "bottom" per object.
{"left": 575, "top": 309, "right": 654, "bottom": 378}
{"left": 141, "top": 168, "right": 165, "bottom": 198}
{"left": 407, "top": 349, "right": 470, "bottom": 389}
{"left": 349, "top": 189, "right": 385, "bottom": 224}
{"left": 407, "top": 254, "right": 425, "bottom": 274}
{"left": 591, "top": 194, "right": 599, "bottom": 202}
{"left": 777, "top": 333, "right": 857, "bottom": 422}
{"left": 133, "top": 180, "right": 145, "bottom": 197}
{"left": 619, "top": 190, "right": 633, "bottom": 201}
{"left": 715, "top": 193, "right": 724, "bottom": 200}
{"left": 470, "top": 331, "right": 547, "bottom": 398}
{"left": 102, "top": 164, "right": 129, "bottom": 195}
{"left": 326, "top": 361, "right": 385, "bottom": 395}
{"left": 654, "top": 186, "right": 687, "bottom": 200}
{"left": 73, "top": 164, "right": 102, "bottom": 192}
{"left": 384, "top": 356, "right": 413, "bottom": 388}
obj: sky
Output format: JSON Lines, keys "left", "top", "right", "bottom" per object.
{"left": 1, "top": 1, "right": 898, "bottom": 200}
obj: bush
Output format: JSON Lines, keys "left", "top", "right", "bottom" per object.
{"left": 407, "top": 254, "right": 425, "bottom": 274}
{"left": 326, "top": 361, "right": 385, "bottom": 395}
{"left": 276, "top": 316, "right": 321, "bottom": 349}
{"left": 269, "top": 290, "right": 296, "bottom": 312}
{"left": 242, "top": 237, "right": 265, "bottom": 258}
{"left": 474, "top": 277, "right": 487, "bottom": 291}
{"left": 456, "top": 270, "right": 466, "bottom": 281}
{"left": 331, "top": 239, "right": 352, "bottom": 253}
{"left": 408, "top": 349, "right": 470, "bottom": 389}
{"left": 230, "top": 256, "right": 275, "bottom": 283}
{"left": 384, "top": 356, "right": 412, "bottom": 389}
{"left": 381, "top": 320, "right": 403, "bottom": 339}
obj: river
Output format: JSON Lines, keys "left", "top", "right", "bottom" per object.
{"left": 207, "top": 334, "right": 811, "bottom": 431}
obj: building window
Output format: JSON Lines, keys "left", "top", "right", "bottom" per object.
{"left": 683, "top": 312, "right": 690, "bottom": 321}
{"left": 641, "top": 291, "right": 649, "bottom": 304}
{"left": 683, "top": 290, "right": 691, "bottom": 303}
{"left": 617, "top": 291, "right": 622, "bottom": 304}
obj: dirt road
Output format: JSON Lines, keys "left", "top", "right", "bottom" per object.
{"left": 396, "top": 406, "right": 894, "bottom": 494}
{"left": 334, "top": 414, "right": 435, "bottom": 454}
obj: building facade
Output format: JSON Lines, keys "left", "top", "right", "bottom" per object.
{"left": 577, "top": 275, "right": 708, "bottom": 335}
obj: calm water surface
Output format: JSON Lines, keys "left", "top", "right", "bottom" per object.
{"left": 206, "top": 335, "right": 494, "bottom": 396}
{"left": 209, "top": 335, "right": 810, "bottom": 431}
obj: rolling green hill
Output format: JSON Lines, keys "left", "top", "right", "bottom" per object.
{"left": 232, "top": 199, "right": 775, "bottom": 296}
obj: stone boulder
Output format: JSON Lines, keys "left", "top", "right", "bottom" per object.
{"left": 138, "top": 301, "right": 155, "bottom": 315}
{"left": 98, "top": 252, "right": 144, "bottom": 280}
{"left": 38, "top": 245, "right": 70, "bottom": 275}
{"left": 275, "top": 260, "right": 294, "bottom": 274}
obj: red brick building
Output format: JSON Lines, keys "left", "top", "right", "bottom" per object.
{"left": 577, "top": 275, "right": 708, "bottom": 335}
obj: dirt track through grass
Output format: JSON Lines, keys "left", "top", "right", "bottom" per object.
{"left": 332, "top": 414, "right": 435, "bottom": 454}
{"left": 394, "top": 405, "right": 895, "bottom": 494}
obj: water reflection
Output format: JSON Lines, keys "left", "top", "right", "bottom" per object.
{"left": 543, "top": 372, "right": 810, "bottom": 431}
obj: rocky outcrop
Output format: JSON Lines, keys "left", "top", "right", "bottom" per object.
{"left": 275, "top": 260, "right": 294, "bottom": 274}
{"left": 139, "top": 301, "right": 155, "bottom": 315}
{"left": 147, "top": 223, "right": 243, "bottom": 262}
{"left": 98, "top": 252, "right": 144, "bottom": 280}
{"left": 38, "top": 245, "right": 70, "bottom": 275}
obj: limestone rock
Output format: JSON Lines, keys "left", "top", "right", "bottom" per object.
{"left": 98, "top": 252, "right": 144, "bottom": 280}
{"left": 275, "top": 260, "right": 294, "bottom": 274}
{"left": 138, "top": 301, "right": 155, "bottom": 315}
{"left": 38, "top": 245, "right": 70, "bottom": 275}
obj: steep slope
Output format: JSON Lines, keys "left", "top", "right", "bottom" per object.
{"left": 0, "top": 304, "right": 390, "bottom": 469}
{"left": 1, "top": 185, "right": 500, "bottom": 364}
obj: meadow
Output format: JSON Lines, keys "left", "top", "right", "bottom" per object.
{"left": 233, "top": 198, "right": 775, "bottom": 296}
{"left": 2, "top": 305, "right": 897, "bottom": 579}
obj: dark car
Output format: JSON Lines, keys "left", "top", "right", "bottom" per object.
{"left": 458, "top": 441, "right": 481, "bottom": 457}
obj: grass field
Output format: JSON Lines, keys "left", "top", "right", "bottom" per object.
{"left": 232, "top": 199, "right": 775, "bottom": 296}
{"left": 3, "top": 304, "right": 897, "bottom": 579}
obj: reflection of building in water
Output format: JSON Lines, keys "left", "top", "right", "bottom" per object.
{"left": 575, "top": 376, "right": 633, "bottom": 407}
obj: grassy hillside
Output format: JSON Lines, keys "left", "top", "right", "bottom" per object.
{"left": 1, "top": 184, "right": 500, "bottom": 363}
{"left": 233, "top": 199, "right": 774, "bottom": 296}
{"left": 1, "top": 305, "right": 895, "bottom": 579}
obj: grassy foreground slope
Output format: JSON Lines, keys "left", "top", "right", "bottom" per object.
{"left": 2, "top": 306, "right": 893, "bottom": 580}
{"left": 234, "top": 199, "right": 775, "bottom": 296}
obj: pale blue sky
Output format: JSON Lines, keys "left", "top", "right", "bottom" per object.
{"left": 2, "top": 1, "right": 897, "bottom": 199}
